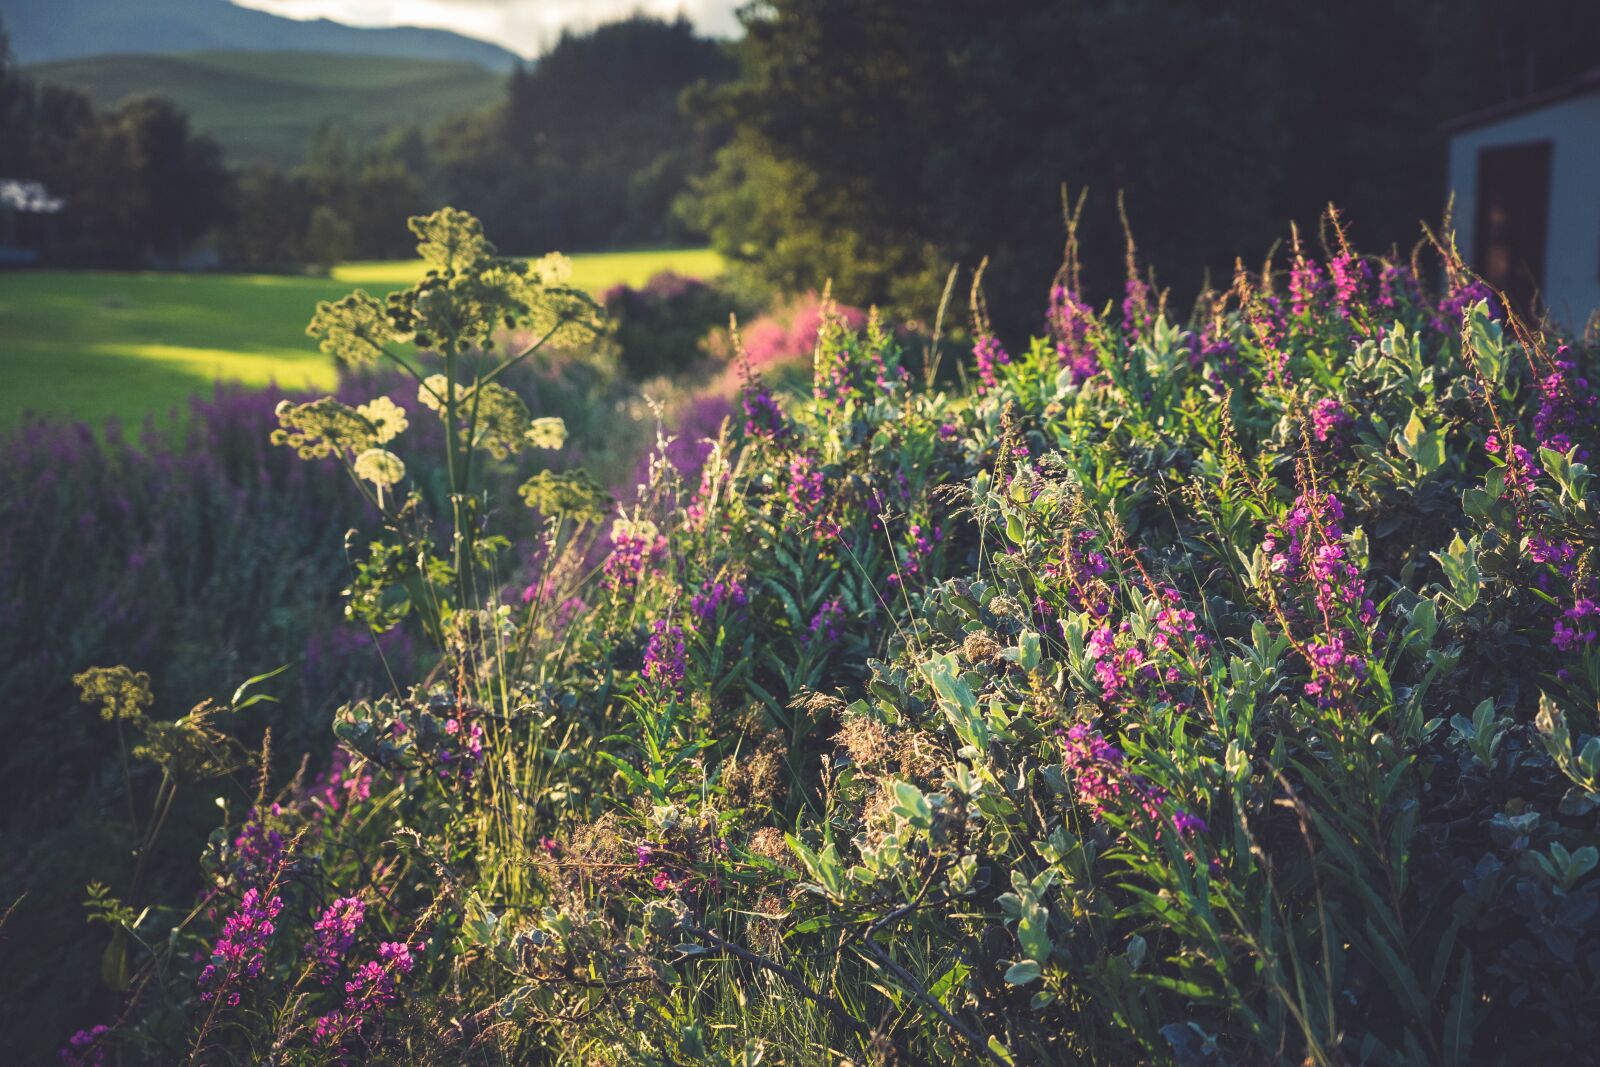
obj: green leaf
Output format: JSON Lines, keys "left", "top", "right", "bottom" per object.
{"left": 1004, "top": 509, "right": 1026, "bottom": 546}
{"left": 231, "top": 663, "right": 289, "bottom": 710}
{"left": 1004, "top": 960, "right": 1041, "bottom": 985}
{"left": 1443, "top": 950, "right": 1475, "bottom": 1065}
{"left": 986, "top": 1035, "right": 1016, "bottom": 1065}
{"left": 1398, "top": 411, "right": 1446, "bottom": 475}
{"left": 101, "top": 926, "right": 130, "bottom": 992}
{"left": 1017, "top": 903, "right": 1052, "bottom": 963}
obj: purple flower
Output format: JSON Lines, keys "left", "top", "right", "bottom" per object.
{"left": 643, "top": 618, "right": 687, "bottom": 695}
{"left": 58, "top": 1025, "right": 111, "bottom": 1067}
{"left": 973, "top": 333, "right": 1010, "bottom": 391}
{"left": 198, "top": 887, "right": 285, "bottom": 1003}
{"left": 1377, "top": 264, "right": 1421, "bottom": 310}
{"left": 741, "top": 378, "right": 789, "bottom": 440}
{"left": 306, "top": 897, "right": 365, "bottom": 982}
{"left": 806, "top": 598, "right": 846, "bottom": 644}
{"left": 1061, "top": 724, "right": 1205, "bottom": 840}
{"left": 1329, "top": 253, "right": 1371, "bottom": 318}
{"left": 1289, "top": 257, "right": 1325, "bottom": 319}
{"left": 1530, "top": 537, "right": 1578, "bottom": 577}
{"left": 232, "top": 811, "right": 285, "bottom": 877}
{"left": 1049, "top": 286, "right": 1100, "bottom": 385}
{"left": 1534, "top": 348, "right": 1598, "bottom": 461}
{"left": 689, "top": 576, "right": 749, "bottom": 624}
{"left": 1122, "top": 277, "right": 1154, "bottom": 335}
{"left": 313, "top": 941, "right": 417, "bottom": 1049}
{"left": 1310, "top": 397, "right": 1351, "bottom": 445}
{"left": 1554, "top": 598, "right": 1599, "bottom": 652}
{"left": 603, "top": 521, "right": 667, "bottom": 592}
{"left": 1438, "top": 278, "right": 1501, "bottom": 326}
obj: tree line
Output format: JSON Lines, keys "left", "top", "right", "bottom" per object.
{"left": 0, "top": 15, "right": 731, "bottom": 269}
{"left": 682, "top": 0, "right": 1600, "bottom": 335}
{"left": 6, "top": 3, "right": 1600, "bottom": 300}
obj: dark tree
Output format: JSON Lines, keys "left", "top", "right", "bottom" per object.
{"left": 687, "top": 0, "right": 1600, "bottom": 336}
{"left": 440, "top": 15, "right": 735, "bottom": 252}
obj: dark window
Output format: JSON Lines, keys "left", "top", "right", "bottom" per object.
{"left": 1474, "top": 140, "right": 1552, "bottom": 318}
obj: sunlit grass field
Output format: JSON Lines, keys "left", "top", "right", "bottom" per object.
{"left": 0, "top": 248, "right": 723, "bottom": 428}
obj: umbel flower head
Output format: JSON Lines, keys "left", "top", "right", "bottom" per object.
{"left": 74, "top": 665, "right": 153, "bottom": 723}
{"left": 518, "top": 468, "right": 613, "bottom": 524}
{"left": 416, "top": 376, "right": 553, "bottom": 461}
{"left": 271, "top": 397, "right": 405, "bottom": 460}
{"left": 353, "top": 449, "right": 406, "bottom": 489}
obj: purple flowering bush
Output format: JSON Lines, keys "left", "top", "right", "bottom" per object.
{"left": 72, "top": 209, "right": 1600, "bottom": 1065}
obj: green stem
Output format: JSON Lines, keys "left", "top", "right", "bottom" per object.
{"left": 476, "top": 317, "right": 569, "bottom": 388}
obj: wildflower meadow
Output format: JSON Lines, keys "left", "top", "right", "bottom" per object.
{"left": 18, "top": 200, "right": 1599, "bottom": 1065}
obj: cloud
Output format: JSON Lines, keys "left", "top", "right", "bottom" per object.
{"left": 234, "top": 0, "right": 744, "bottom": 57}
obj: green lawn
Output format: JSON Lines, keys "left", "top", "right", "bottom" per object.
{"left": 0, "top": 249, "right": 723, "bottom": 429}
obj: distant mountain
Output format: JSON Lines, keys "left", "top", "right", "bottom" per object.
{"left": 26, "top": 50, "right": 507, "bottom": 165}
{"left": 1, "top": 0, "right": 519, "bottom": 71}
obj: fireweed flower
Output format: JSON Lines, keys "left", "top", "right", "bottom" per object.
{"left": 1533, "top": 347, "right": 1598, "bottom": 461}
{"left": 1484, "top": 433, "right": 1543, "bottom": 492}
{"left": 1122, "top": 276, "right": 1154, "bottom": 336}
{"left": 973, "top": 332, "right": 1010, "bottom": 391}
{"left": 313, "top": 941, "right": 417, "bottom": 1049}
{"left": 1553, "top": 597, "right": 1599, "bottom": 653}
{"left": 689, "top": 575, "right": 748, "bottom": 624}
{"left": 1377, "top": 264, "right": 1421, "bottom": 310}
{"left": 1289, "top": 257, "right": 1324, "bottom": 320}
{"left": 786, "top": 452, "right": 838, "bottom": 536}
{"left": 887, "top": 523, "right": 943, "bottom": 589}
{"left": 1262, "top": 491, "right": 1375, "bottom": 707}
{"left": 306, "top": 897, "right": 365, "bottom": 982}
{"left": 1528, "top": 536, "right": 1580, "bottom": 602}
{"left": 643, "top": 618, "right": 687, "bottom": 695}
{"left": 1081, "top": 591, "right": 1209, "bottom": 707}
{"left": 1049, "top": 285, "right": 1100, "bottom": 385}
{"left": 603, "top": 518, "right": 667, "bottom": 592}
{"left": 57, "top": 1024, "right": 111, "bottom": 1067}
{"left": 232, "top": 810, "right": 285, "bottom": 877}
{"left": 1438, "top": 278, "right": 1500, "bottom": 326}
{"left": 807, "top": 598, "right": 846, "bottom": 644}
{"left": 1329, "top": 252, "right": 1371, "bottom": 319}
{"left": 198, "top": 887, "right": 285, "bottom": 1004}
{"left": 1044, "top": 529, "right": 1113, "bottom": 617}
{"left": 1310, "top": 397, "right": 1351, "bottom": 445}
{"left": 304, "top": 747, "right": 373, "bottom": 820}
{"left": 1061, "top": 724, "right": 1205, "bottom": 840}
{"left": 1247, "top": 293, "right": 1291, "bottom": 386}
{"left": 741, "top": 378, "right": 788, "bottom": 440}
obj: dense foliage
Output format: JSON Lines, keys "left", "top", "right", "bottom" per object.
{"left": 685, "top": 0, "right": 1600, "bottom": 331}
{"left": 49, "top": 208, "right": 1600, "bottom": 1064}
{"left": 0, "top": 281, "right": 645, "bottom": 1059}
{"left": 0, "top": 26, "right": 230, "bottom": 266}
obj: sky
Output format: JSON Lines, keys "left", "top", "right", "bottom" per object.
{"left": 234, "top": 0, "right": 745, "bottom": 57}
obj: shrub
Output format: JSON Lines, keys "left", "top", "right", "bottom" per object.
{"left": 604, "top": 270, "right": 735, "bottom": 379}
{"left": 0, "top": 248, "right": 640, "bottom": 1058}
{"left": 67, "top": 210, "right": 1600, "bottom": 1066}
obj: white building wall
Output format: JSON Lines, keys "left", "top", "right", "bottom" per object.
{"left": 1447, "top": 93, "right": 1600, "bottom": 332}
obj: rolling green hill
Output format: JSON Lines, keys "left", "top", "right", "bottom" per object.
{"left": 0, "top": 0, "right": 519, "bottom": 70}
{"left": 26, "top": 50, "right": 507, "bottom": 165}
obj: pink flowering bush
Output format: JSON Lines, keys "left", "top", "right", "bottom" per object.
{"left": 71, "top": 209, "right": 1600, "bottom": 1066}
